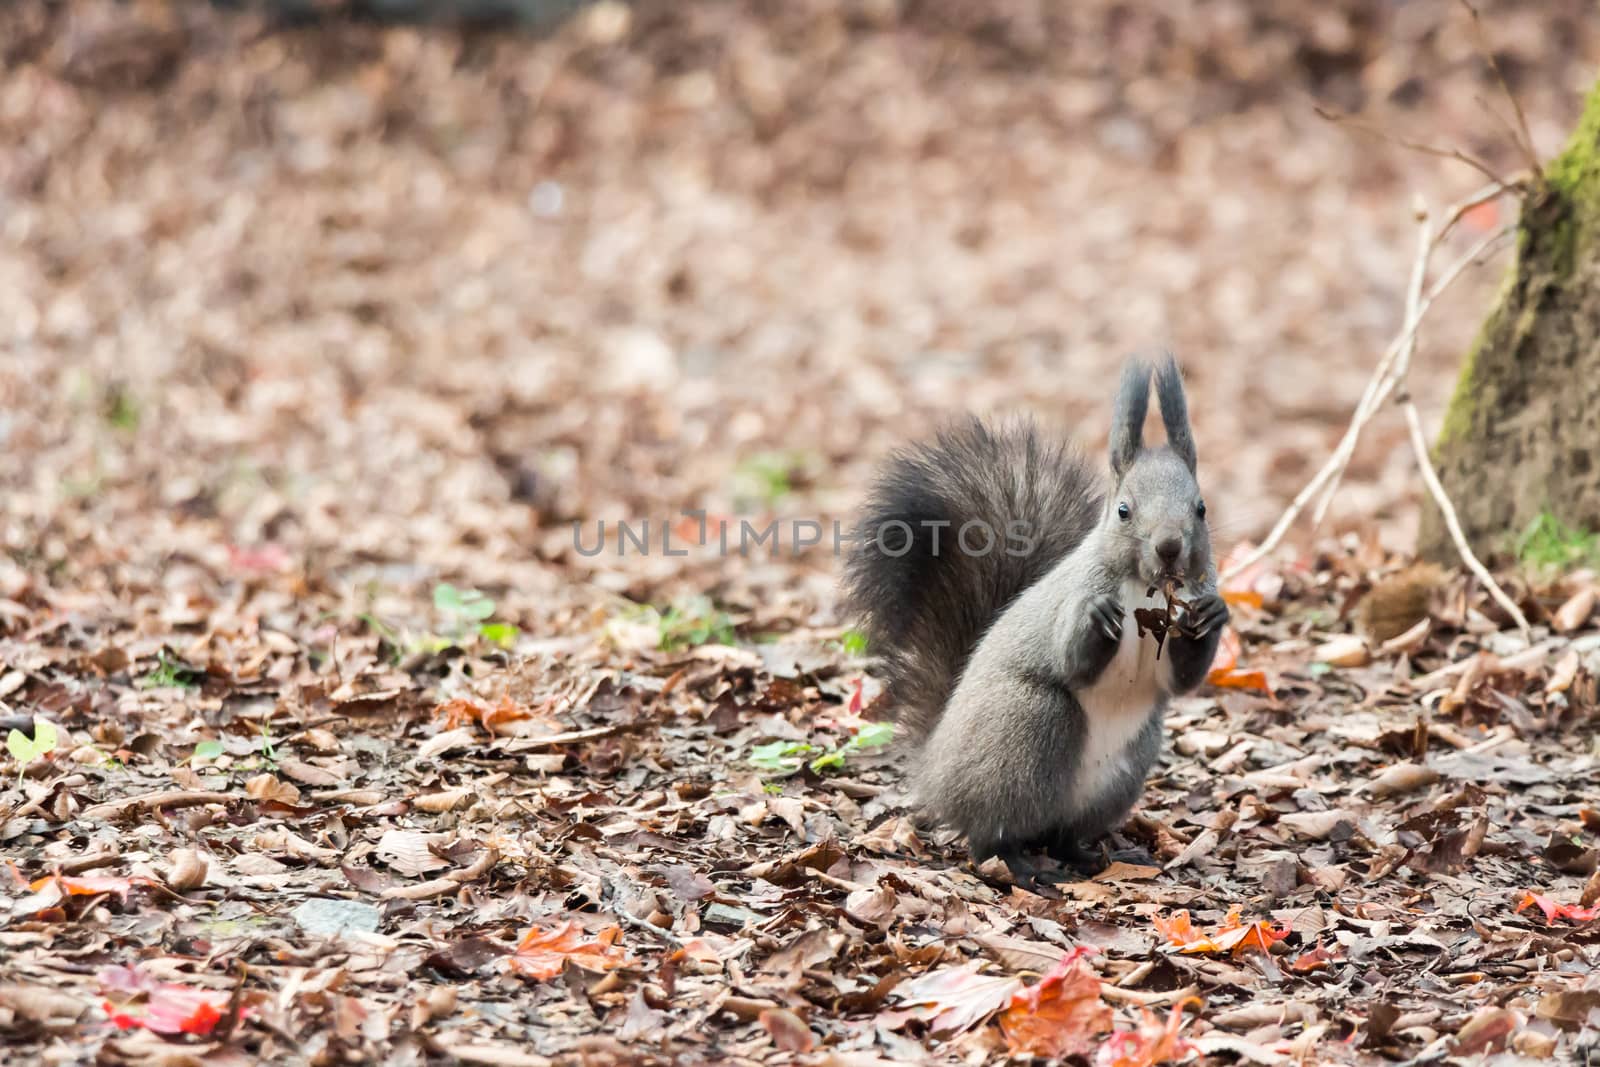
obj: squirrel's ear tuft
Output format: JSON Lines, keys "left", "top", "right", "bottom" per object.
{"left": 1109, "top": 357, "right": 1152, "bottom": 479}
{"left": 1154, "top": 352, "right": 1196, "bottom": 474}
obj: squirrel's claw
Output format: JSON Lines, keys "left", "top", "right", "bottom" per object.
{"left": 1090, "top": 594, "right": 1124, "bottom": 643}
{"left": 1182, "top": 592, "right": 1230, "bottom": 638}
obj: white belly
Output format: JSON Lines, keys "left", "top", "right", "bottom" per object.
{"left": 1069, "top": 581, "right": 1172, "bottom": 807}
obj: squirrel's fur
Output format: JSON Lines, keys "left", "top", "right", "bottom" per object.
{"left": 843, "top": 354, "right": 1226, "bottom": 875}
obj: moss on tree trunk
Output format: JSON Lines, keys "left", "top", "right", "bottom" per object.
{"left": 1420, "top": 78, "right": 1600, "bottom": 560}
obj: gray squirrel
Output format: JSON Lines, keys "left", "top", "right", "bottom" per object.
{"left": 842, "top": 353, "right": 1226, "bottom": 885}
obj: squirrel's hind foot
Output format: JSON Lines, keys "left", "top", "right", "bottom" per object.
{"left": 969, "top": 842, "right": 1070, "bottom": 896}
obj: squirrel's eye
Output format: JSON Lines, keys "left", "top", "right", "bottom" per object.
{"left": 1196, "top": 500, "right": 1207, "bottom": 519}
{"left": 1116, "top": 502, "right": 1131, "bottom": 521}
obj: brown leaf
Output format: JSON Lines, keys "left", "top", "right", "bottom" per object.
{"left": 1367, "top": 762, "right": 1439, "bottom": 798}
{"left": 1535, "top": 990, "right": 1600, "bottom": 1030}
{"left": 879, "top": 963, "right": 1020, "bottom": 1036}
{"left": 1450, "top": 1006, "right": 1520, "bottom": 1056}
{"left": 758, "top": 1008, "right": 815, "bottom": 1052}
{"left": 1552, "top": 587, "right": 1595, "bottom": 633}
{"left": 1312, "top": 634, "right": 1369, "bottom": 667}
{"left": 164, "top": 849, "right": 208, "bottom": 892}
{"left": 375, "top": 829, "right": 451, "bottom": 877}
{"left": 244, "top": 773, "right": 301, "bottom": 805}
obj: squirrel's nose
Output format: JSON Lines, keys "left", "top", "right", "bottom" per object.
{"left": 1156, "top": 537, "right": 1183, "bottom": 565}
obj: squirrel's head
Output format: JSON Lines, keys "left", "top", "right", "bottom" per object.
{"left": 1104, "top": 353, "right": 1212, "bottom": 589}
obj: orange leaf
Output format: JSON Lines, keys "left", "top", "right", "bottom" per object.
{"left": 1095, "top": 997, "right": 1202, "bottom": 1067}
{"left": 1208, "top": 668, "right": 1272, "bottom": 693}
{"left": 506, "top": 920, "right": 632, "bottom": 980}
{"left": 1516, "top": 891, "right": 1600, "bottom": 924}
{"left": 28, "top": 874, "right": 146, "bottom": 899}
{"left": 1205, "top": 629, "right": 1272, "bottom": 693}
{"left": 1153, "top": 910, "right": 1203, "bottom": 948}
{"left": 999, "top": 948, "right": 1112, "bottom": 1059}
{"left": 1155, "top": 907, "right": 1288, "bottom": 958}
{"left": 1291, "top": 941, "right": 1342, "bottom": 972}
{"left": 434, "top": 696, "right": 535, "bottom": 732}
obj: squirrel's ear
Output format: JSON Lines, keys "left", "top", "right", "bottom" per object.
{"left": 1154, "top": 352, "right": 1197, "bottom": 474}
{"left": 1109, "top": 358, "right": 1151, "bottom": 479}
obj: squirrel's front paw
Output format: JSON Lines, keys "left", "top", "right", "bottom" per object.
{"left": 1089, "top": 594, "right": 1124, "bottom": 643}
{"left": 1180, "top": 592, "right": 1229, "bottom": 639}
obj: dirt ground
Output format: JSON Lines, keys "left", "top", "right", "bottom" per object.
{"left": 2, "top": 1, "right": 1599, "bottom": 1064}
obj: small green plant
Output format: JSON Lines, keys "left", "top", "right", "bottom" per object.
{"left": 732, "top": 451, "right": 814, "bottom": 509}
{"left": 7, "top": 718, "right": 58, "bottom": 785}
{"left": 839, "top": 629, "right": 869, "bottom": 657}
{"left": 192, "top": 740, "right": 224, "bottom": 762}
{"left": 750, "top": 721, "right": 895, "bottom": 775}
{"left": 1514, "top": 512, "right": 1600, "bottom": 570}
{"left": 103, "top": 385, "right": 140, "bottom": 431}
{"left": 654, "top": 596, "right": 736, "bottom": 650}
{"left": 432, "top": 583, "right": 520, "bottom": 650}
{"left": 140, "top": 650, "right": 202, "bottom": 690}
{"left": 255, "top": 721, "right": 278, "bottom": 769}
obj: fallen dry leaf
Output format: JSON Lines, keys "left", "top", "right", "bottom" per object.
{"left": 1551, "top": 587, "right": 1595, "bottom": 633}
{"left": 505, "top": 921, "right": 632, "bottom": 980}
{"left": 1515, "top": 891, "right": 1600, "bottom": 924}
{"left": 880, "top": 963, "right": 1021, "bottom": 1037}
{"left": 99, "top": 965, "right": 239, "bottom": 1036}
{"left": 997, "top": 948, "right": 1111, "bottom": 1058}
{"left": 1094, "top": 998, "right": 1201, "bottom": 1067}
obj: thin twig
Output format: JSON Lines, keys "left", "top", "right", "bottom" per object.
{"left": 1432, "top": 179, "right": 1521, "bottom": 248}
{"left": 1400, "top": 400, "right": 1530, "bottom": 640}
{"left": 1312, "top": 105, "right": 1507, "bottom": 188}
{"left": 1310, "top": 201, "right": 1433, "bottom": 527}
{"left": 1222, "top": 224, "right": 1512, "bottom": 582}
{"left": 1459, "top": 0, "right": 1542, "bottom": 177}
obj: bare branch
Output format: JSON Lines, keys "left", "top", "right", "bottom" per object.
{"left": 1459, "top": 0, "right": 1543, "bottom": 177}
{"left": 1400, "top": 398, "right": 1530, "bottom": 641}
{"left": 1309, "top": 202, "right": 1433, "bottom": 528}
{"left": 1313, "top": 105, "right": 1508, "bottom": 188}
{"left": 1222, "top": 223, "right": 1512, "bottom": 583}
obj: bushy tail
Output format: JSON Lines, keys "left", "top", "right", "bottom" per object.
{"left": 842, "top": 417, "right": 1103, "bottom": 741}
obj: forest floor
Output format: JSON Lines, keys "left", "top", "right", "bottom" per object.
{"left": 2, "top": 1, "right": 1600, "bottom": 1064}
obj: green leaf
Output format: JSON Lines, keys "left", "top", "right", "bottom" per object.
{"left": 478, "top": 622, "right": 519, "bottom": 648}
{"left": 850, "top": 721, "right": 895, "bottom": 749}
{"left": 808, "top": 749, "right": 847, "bottom": 773}
{"left": 840, "top": 629, "right": 869, "bottom": 657}
{"left": 434, "top": 583, "right": 496, "bottom": 622}
{"left": 750, "top": 740, "right": 812, "bottom": 771}
{"left": 193, "top": 740, "right": 224, "bottom": 761}
{"left": 7, "top": 719, "right": 57, "bottom": 776}
{"left": 6, "top": 729, "right": 31, "bottom": 763}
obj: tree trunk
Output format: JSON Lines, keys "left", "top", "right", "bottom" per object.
{"left": 1420, "top": 78, "right": 1600, "bottom": 561}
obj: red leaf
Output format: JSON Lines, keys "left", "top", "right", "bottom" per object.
{"left": 505, "top": 920, "right": 632, "bottom": 980}
{"left": 999, "top": 947, "right": 1112, "bottom": 1058}
{"left": 1095, "top": 998, "right": 1202, "bottom": 1067}
{"left": 226, "top": 543, "right": 291, "bottom": 575}
{"left": 1515, "top": 891, "right": 1600, "bottom": 924}
{"left": 99, "top": 965, "right": 236, "bottom": 1036}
